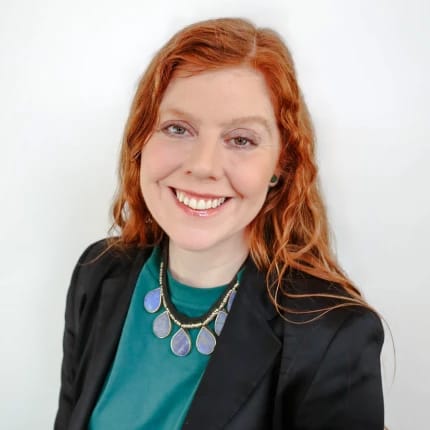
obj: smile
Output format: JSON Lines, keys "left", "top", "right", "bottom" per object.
{"left": 174, "top": 189, "right": 228, "bottom": 210}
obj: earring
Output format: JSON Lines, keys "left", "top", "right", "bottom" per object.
{"left": 269, "top": 175, "right": 279, "bottom": 186}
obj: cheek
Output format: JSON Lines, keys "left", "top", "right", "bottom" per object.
{"left": 229, "top": 168, "right": 271, "bottom": 202}
{"left": 140, "top": 141, "right": 179, "bottom": 181}
{"left": 229, "top": 156, "right": 274, "bottom": 198}
{"left": 231, "top": 145, "right": 278, "bottom": 184}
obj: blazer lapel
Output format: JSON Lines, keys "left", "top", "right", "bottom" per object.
{"left": 183, "top": 262, "right": 281, "bottom": 430}
{"left": 69, "top": 248, "right": 150, "bottom": 430}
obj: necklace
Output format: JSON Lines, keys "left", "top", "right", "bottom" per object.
{"left": 143, "top": 245, "right": 240, "bottom": 357}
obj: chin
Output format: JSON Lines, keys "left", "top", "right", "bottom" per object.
{"left": 165, "top": 225, "right": 248, "bottom": 256}
{"left": 167, "top": 234, "right": 220, "bottom": 253}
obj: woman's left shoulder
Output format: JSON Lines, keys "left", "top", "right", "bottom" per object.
{"left": 277, "top": 270, "right": 384, "bottom": 342}
{"left": 272, "top": 273, "right": 385, "bottom": 429}
{"left": 239, "top": 260, "right": 384, "bottom": 359}
{"left": 242, "top": 261, "right": 384, "bottom": 343}
{"left": 267, "top": 271, "right": 385, "bottom": 396}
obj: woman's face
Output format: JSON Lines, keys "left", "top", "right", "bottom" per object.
{"left": 140, "top": 66, "right": 280, "bottom": 254}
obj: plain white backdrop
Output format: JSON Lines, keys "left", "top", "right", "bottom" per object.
{"left": 1, "top": 0, "right": 429, "bottom": 428}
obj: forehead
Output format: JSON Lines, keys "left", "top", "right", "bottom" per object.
{"left": 158, "top": 66, "right": 278, "bottom": 130}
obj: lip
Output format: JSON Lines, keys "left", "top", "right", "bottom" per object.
{"left": 170, "top": 187, "right": 230, "bottom": 200}
{"left": 169, "top": 187, "right": 231, "bottom": 217}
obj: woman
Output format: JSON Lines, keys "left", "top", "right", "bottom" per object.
{"left": 55, "top": 17, "right": 384, "bottom": 430}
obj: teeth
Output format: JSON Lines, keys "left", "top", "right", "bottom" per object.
{"left": 175, "top": 190, "right": 226, "bottom": 210}
{"left": 196, "top": 199, "right": 206, "bottom": 210}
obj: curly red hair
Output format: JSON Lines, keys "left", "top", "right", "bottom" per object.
{"left": 110, "top": 17, "right": 367, "bottom": 318}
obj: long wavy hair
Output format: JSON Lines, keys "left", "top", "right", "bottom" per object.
{"left": 110, "top": 17, "right": 368, "bottom": 319}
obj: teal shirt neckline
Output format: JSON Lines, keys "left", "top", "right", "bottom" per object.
{"left": 89, "top": 247, "right": 241, "bottom": 430}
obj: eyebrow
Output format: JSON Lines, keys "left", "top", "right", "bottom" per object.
{"left": 159, "top": 107, "right": 274, "bottom": 137}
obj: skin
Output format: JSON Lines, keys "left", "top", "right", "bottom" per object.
{"left": 140, "top": 66, "right": 281, "bottom": 287}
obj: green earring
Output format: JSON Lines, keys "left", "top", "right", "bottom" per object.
{"left": 270, "top": 175, "right": 278, "bottom": 185}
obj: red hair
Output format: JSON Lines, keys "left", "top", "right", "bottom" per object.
{"left": 110, "top": 17, "right": 368, "bottom": 318}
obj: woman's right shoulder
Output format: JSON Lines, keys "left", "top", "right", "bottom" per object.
{"left": 73, "top": 237, "right": 145, "bottom": 273}
{"left": 67, "top": 238, "right": 148, "bottom": 300}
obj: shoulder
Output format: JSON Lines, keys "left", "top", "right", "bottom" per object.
{"left": 276, "top": 269, "right": 384, "bottom": 346}
{"left": 72, "top": 238, "right": 144, "bottom": 273}
{"left": 269, "top": 273, "right": 384, "bottom": 424}
{"left": 242, "top": 261, "right": 384, "bottom": 364}
{"left": 244, "top": 260, "right": 383, "bottom": 335}
{"left": 65, "top": 238, "right": 152, "bottom": 328}
{"left": 69, "top": 238, "right": 150, "bottom": 289}
{"left": 274, "top": 272, "right": 384, "bottom": 399}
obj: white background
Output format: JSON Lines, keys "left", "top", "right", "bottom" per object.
{"left": 1, "top": 0, "right": 428, "bottom": 428}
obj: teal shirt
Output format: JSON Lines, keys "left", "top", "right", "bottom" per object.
{"left": 89, "top": 247, "right": 235, "bottom": 430}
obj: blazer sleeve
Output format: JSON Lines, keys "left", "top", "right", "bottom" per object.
{"left": 54, "top": 243, "right": 97, "bottom": 429}
{"left": 293, "top": 309, "right": 385, "bottom": 430}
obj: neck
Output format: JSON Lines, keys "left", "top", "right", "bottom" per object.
{"left": 168, "top": 238, "right": 249, "bottom": 288}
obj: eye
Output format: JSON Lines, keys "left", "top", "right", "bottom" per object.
{"left": 163, "top": 123, "right": 190, "bottom": 136}
{"left": 229, "top": 136, "right": 257, "bottom": 148}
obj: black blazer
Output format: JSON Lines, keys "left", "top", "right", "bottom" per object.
{"left": 55, "top": 240, "right": 384, "bottom": 430}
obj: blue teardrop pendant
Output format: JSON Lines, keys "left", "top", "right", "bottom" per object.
{"left": 144, "top": 288, "right": 162, "bottom": 313}
{"left": 226, "top": 290, "right": 237, "bottom": 312}
{"left": 214, "top": 310, "right": 228, "bottom": 336}
{"left": 196, "top": 327, "right": 216, "bottom": 355}
{"left": 171, "top": 328, "right": 192, "bottom": 356}
{"left": 153, "top": 311, "right": 171, "bottom": 338}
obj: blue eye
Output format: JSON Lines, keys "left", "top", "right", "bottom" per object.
{"left": 164, "top": 124, "right": 189, "bottom": 136}
{"left": 230, "top": 136, "right": 256, "bottom": 148}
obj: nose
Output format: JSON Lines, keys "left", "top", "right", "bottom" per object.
{"left": 184, "top": 134, "right": 223, "bottom": 180}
